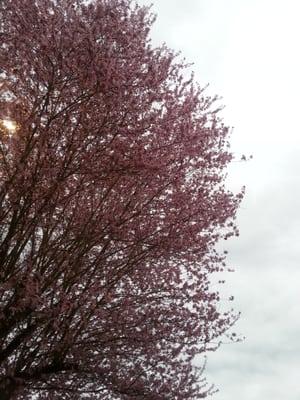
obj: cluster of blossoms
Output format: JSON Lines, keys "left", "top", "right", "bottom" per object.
{"left": 0, "top": 0, "right": 243, "bottom": 398}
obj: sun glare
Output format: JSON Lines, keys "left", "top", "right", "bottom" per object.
{"left": 1, "top": 119, "right": 17, "bottom": 133}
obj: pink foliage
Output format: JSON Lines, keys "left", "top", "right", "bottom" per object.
{"left": 0, "top": 0, "right": 243, "bottom": 398}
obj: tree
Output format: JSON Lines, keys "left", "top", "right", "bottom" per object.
{"left": 0, "top": 0, "right": 243, "bottom": 398}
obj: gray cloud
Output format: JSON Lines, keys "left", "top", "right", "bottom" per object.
{"left": 139, "top": 0, "right": 300, "bottom": 398}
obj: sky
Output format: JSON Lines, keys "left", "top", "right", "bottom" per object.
{"left": 139, "top": 1, "right": 300, "bottom": 399}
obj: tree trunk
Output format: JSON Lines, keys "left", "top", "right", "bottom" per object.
{"left": 0, "top": 379, "right": 21, "bottom": 400}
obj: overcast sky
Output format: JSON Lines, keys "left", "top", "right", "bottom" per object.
{"left": 139, "top": 1, "right": 300, "bottom": 399}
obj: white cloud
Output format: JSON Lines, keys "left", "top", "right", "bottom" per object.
{"left": 139, "top": 0, "right": 300, "bottom": 398}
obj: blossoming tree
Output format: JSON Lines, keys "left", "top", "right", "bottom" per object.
{"left": 0, "top": 0, "right": 243, "bottom": 398}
